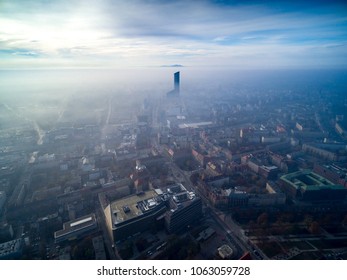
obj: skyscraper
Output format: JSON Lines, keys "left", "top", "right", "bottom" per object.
{"left": 174, "top": 71, "right": 180, "bottom": 93}
{"left": 167, "top": 71, "right": 180, "bottom": 98}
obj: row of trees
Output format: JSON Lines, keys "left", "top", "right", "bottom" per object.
{"left": 240, "top": 210, "right": 347, "bottom": 237}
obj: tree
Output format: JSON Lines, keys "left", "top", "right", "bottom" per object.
{"left": 257, "top": 212, "right": 269, "bottom": 227}
{"left": 135, "top": 238, "right": 148, "bottom": 252}
{"left": 309, "top": 221, "right": 321, "bottom": 235}
{"left": 71, "top": 237, "right": 94, "bottom": 260}
{"left": 304, "top": 214, "right": 313, "bottom": 228}
{"left": 247, "top": 220, "right": 256, "bottom": 235}
{"left": 118, "top": 240, "right": 134, "bottom": 259}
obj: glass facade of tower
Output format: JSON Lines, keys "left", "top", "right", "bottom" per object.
{"left": 174, "top": 71, "right": 180, "bottom": 92}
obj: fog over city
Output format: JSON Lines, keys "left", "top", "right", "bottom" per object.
{"left": 1, "top": 0, "right": 347, "bottom": 261}
{"left": 1, "top": 68, "right": 346, "bottom": 132}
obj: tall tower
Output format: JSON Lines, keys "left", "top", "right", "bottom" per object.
{"left": 174, "top": 71, "right": 180, "bottom": 94}
{"left": 167, "top": 71, "right": 180, "bottom": 98}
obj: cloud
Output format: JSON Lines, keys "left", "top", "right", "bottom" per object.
{"left": 0, "top": 0, "right": 346, "bottom": 69}
{"left": 161, "top": 64, "right": 184, "bottom": 67}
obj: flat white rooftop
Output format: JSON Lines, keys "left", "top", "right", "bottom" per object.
{"left": 70, "top": 216, "right": 93, "bottom": 227}
{"left": 178, "top": 122, "right": 213, "bottom": 129}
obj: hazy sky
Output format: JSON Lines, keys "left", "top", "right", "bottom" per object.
{"left": 1, "top": 0, "right": 347, "bottom": 69}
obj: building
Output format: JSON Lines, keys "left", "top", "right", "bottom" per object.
{"left": 335, "top": 122, "right": 346, "bottom": 136}
{"left": 192, "top": 148, "right": 210, "bottom": 168}
{"left": 258, "top": 165, "right": 279, "bottom": 180}
{"left": 302, "top": 143, "right": 347, "bottom": 162}
{"left": 104, "top": 189, "right": 167, "bottom": 243}
{"left": 261, "top": 136, "right": 281, "bottom": 144}
{"left": 0, "top": 191, "right": 6, "bottom": 214}
{"left": 167, "top": 72, "right": 180, "bottom": 97}
{"left": 314, "top": 164, "right": 347, "bottom": 188}
{"left": 200, "top": 177, "right": 285, "bottom": 209}
{"left": 165, "top": 184, "right": 202, "bottom": 233}
{"left": 0, "top": 223, "right": 14, "bottom": 242}
{"left": 227, "top": 189, "right": 249, "bottom": 208}
{"left": 92, "top": 236, "right": 107, "bottom": 260}
{"left": 8, "top": 182, "right": 27, "bottom": 209}
{"left": 280, "top": 170, "right": 347, "bottom": 202}
{"left": 54, "top": 214, "right": 97, "bottom": 243}
{"left": 174, "top": 71, "right": 180, "bottom": 93}
{"left": 0, "top": 238, "right": 23, "bottom": 260}
{"left": 204, "top": 176, "right": 230, "bottom": 188}
{"left": 218, "top": 244, "right": 233, "bottom": 259}
{"left": 103, "top": 183, "right": 202, "bottom": 244}
{"left": 130, "top": 160, "right": 150, "bottom": 192}
{"left": 206, "top": 161, "right": 223, "bottom": 176}
{"left": 196, "top": 227, "right": 216, "bottom": 242}
{"left": 248, "top": 193, "right": 286, "bottom": 206}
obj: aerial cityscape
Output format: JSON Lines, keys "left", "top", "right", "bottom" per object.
{"left": 1, "top": 0, "right": 347, "bottom": 261}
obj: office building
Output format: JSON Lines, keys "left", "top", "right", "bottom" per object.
{"left": 104, "top": 189, "right": 167, "bottom": 242}
{"left": 165, "top": 183, "right": 202, "bottom": 233}
{"left": 103, "top": 183, "right": 202, "bottom": 244}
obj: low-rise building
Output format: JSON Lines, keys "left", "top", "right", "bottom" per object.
{"left": 218, "top": 244, "right": 233, "bottom": 259}
{"left": 54, "top": 214, "right": 97, "bottom": 243}
{"left": 248, "top": 193, "right": 286, "bottom": 206}
{"left": 302, "top": 143, "right": 347, "bottom": 162}
{"left": 0, "top": 238, "right": 23, "bottom": 260}
{"left": 258, "top": 165, "right": 279, "bottom": 180}
{"left": 280, "top": 170, "right": 347, "bottom": 202}
{"left": 204, "top": 176, "right": 230, "bottom": 188}
{"left": 313, "top": 163, "right": 347, "bottom": 188}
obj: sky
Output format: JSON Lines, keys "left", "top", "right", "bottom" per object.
{"left": 1, "top": 0, "right": 347, "bottom": 70}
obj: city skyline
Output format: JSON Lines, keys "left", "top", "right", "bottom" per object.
{"left": 1, "top": 0, "right": 347, "bottom": 70}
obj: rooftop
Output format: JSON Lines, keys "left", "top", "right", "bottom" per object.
{"left": 218, "top": 244, "right": 233, "bottom": 259}
{"left": 261, "top": 165, "right": 278, "bottom": 171}
{"left": 0, "top": 239, "right": 22, "bottom": 259}
{"left": 110, "top": 189, "right": 163, "bottom": 225}
{"left": 281, "top": 170, "right": 345, "bottom": 191}
{"left": 322, "top": 164, "right": 347, "bottom": 177}
{"left": 54, "top": 214, "right": 97, "bottom": 239}
{"left": 167, "top": 183, "right": 185, "bottom": 194}
{"left": 167, "top": 184, "right": 199, "bottom": 214}
{"left": 178, "top": 121, "right": 213, "bottom": 129}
